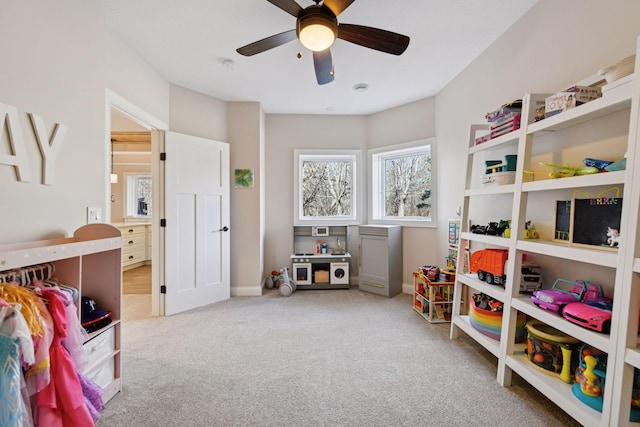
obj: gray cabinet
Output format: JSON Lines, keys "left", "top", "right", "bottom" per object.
{"left": 358, "top": 225, "right": 402, "bottom": 297}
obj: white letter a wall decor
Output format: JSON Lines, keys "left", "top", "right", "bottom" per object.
{"left": 0, "top": 102, "right": 32, "bottom": 182}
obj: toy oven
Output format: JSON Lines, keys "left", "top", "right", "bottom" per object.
{"left": 292, "top": 263, "right": 312, "bottom": 285}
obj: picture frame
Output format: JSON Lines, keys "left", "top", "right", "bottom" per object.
{"left": 234, "top": 168, "right": 254, "bottom": 188}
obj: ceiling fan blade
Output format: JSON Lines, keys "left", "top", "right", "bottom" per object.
{"left": 266, "top": 0, "right": 303, "bottom": 17}
{"left": 338, "top": 24, "right": 410, "bottom": 55}
{"left": 313, "top": 49, "right": 334, "bottom": 85}
{"left": 236, "top": 29, "right": 297, "bottom": 56}
{"left": 322, "top": 0, "right": 356, "bottom": 16}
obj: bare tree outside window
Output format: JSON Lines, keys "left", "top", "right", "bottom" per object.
{"left": 370, "top": 140, "right": 434, "bottom": 224}
{"left": 384, "top": 152, "right": 431, "bottom": 218}
{"left": 302, "top": 160, "right": 352, "bottom": 217}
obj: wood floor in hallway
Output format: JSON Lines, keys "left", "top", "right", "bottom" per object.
{"left": 122, "top": 265, "right": 151, "bottom": 294}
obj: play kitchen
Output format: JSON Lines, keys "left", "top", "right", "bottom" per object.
{"left": 291, "top": 225, "right": 350, "bottom": 290}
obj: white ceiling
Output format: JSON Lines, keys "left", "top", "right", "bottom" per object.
{"left": 98, "top": 0, "right": 538, "bottom": 115}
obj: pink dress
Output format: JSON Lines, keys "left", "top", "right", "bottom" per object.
{"left": 36, "top": 290, "right": 93, "bottom": 427}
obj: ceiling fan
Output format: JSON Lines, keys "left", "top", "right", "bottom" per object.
{"left": 236, "top": 0, "right": 410, "bottom": 85}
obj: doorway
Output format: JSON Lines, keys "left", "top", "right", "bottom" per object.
{"left": 105, "top": 90, "right": 168, "bottom": 318}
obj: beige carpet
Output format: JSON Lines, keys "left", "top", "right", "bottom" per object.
{"left": 99, "top": 288, "right": 580, "bottom": 427}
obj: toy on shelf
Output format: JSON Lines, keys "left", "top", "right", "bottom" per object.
{"left": 562, "top": 285, "right": 613, "bottom": 333}
{"left": 481, "top": 155, "right": 517, "bottom": 186}
{"left": 469, "top": 248, "right": 509, "bottom": 286}
{"left": 572, "top": 345, "right": 608, "bottom": 412}
{"left": 469, "top": 248, "right": 543, "bottom": 291}
{"left": 470, "top": 220, "right": 509, "bottom": 236}
{"left": 502, "top": 220, "right": 538, "bottom": 239}
{"left": 538, "top": 162, "right": 599, "bottom": 179}
{"left": 571, "top": 347, "right": 640, "bottom": 421}
{"left": 532, "top": 279, "right": 606, "bottom": 314}
{"left": 420, "top": 265, "right": 440, "bottom": 281}
{"left": 525, "top": 320, "right": 580, "bottom": 384}
{"left": 469, "top": 293, "right": 527, "bottom": 342}
{"left": 520, "top": 263, "right": 543, "bottom": 293}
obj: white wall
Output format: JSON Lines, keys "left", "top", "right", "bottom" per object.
{"left": 263, "top": 100, "right": 438, "bottom": 288}
{"left": 0, "top": 1, "right": 106, "bottom": 244}
{"left": 434, "top": 0, "right": 640, "bottom": 264}
{"left": 169, "top": 84, "right": 228, "bottom": 142}
{"left": 366, "top": 97, "right": 439, "bottom": 286}
{"left": 105, "top": 30, "right": 170, "bottom": 126}
{"left": 264, "top": 115, "right": 368, "bottom": 275}
{"left": 228, "top": 102, "right": 264, "bottom": 295}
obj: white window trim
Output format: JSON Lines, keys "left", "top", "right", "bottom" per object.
{"left": 367, "top": 138, "right": 437, "bottom": 228}
{"left": 293, "top": 149, "right": 363, "bottom": 225}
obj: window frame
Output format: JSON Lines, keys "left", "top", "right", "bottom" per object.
{"left": 293, "top": 149, "right": 363, "bottom": 225}
{"left": 368, "top": 138, "right": 436, "bottom": 227}
{"left": 124, "top": 172, "right": 153, "bottom": 219}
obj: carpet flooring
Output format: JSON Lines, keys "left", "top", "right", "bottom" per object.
{"left": 98, "top": 287, "right": 580, "bottom": 426}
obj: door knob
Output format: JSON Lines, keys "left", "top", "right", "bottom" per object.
{"left": 217, "top": 226, "right": 229, "bottom": 232}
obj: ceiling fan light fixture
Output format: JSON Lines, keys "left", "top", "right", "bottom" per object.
{"left": 297, "top": 9, "right": 338, "bottom": 52}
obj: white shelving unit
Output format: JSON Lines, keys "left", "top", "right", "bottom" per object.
{"left": 0, "top": 223, "right": 123, "bottom": 405}
{"left": 450, "top": 37, "right": 640, "bottom": 426}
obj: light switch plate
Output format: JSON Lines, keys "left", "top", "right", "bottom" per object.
{"left": 87, "top": 207, "right": 102, "bottom": 224}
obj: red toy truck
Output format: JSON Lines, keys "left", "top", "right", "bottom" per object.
{"left": 470, "top": 248, "right": 509, "bottom": 286}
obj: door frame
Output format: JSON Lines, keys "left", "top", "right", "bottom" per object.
{"left": 105, "top": 89, "right": 168, "bottom": 316}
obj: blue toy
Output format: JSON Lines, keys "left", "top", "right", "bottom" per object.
{"left": 572, "top": 344, "right": 640, "bottom": 421}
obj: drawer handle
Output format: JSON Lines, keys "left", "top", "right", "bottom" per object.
{"left": 128, "top": 255, "right": 134, "bottom": 260}
{"left": 361, "top": 281, "right": 384, "bottom": 288}
{"left": 128, "top": 240, "right": 134, "bottom": 244}
{"left": 127, "top": 229, "right": 134, "bottom": 233}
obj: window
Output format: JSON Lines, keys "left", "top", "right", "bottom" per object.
{"left": 294, "top": 150, "right": 361, "bottom": 224}
{"left": 125, "top": 173, "right": 152, "bottom": 218}
{"left": 369, "top": 139, "right": 435, "bottom": 226}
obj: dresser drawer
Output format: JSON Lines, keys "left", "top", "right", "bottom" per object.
{"left": 119, "top": 225, "right": 146, "bottom": 238}
{"left": 122, "top": 247, "right": 145, "bottom": 266}
{"left": 122, "top": 234, "right": 145, "bottom": 248}
{"left": 119, "top": 225, "right": 147, "bottom": 268}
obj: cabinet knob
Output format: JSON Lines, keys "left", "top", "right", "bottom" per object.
{"left": 127, "top": 229, "right": 134, "bottom": 233}
{"left": 128, "top": 255, "right": 134, "bottom": 260}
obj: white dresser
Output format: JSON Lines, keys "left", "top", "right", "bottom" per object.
{"left": 115, "top": 223, "right": 152, "bottom": 270}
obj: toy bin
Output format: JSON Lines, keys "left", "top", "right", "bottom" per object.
{"left": 525, "top": 320, "right": 580, "bottom": 383}
{"left": 469, "top": 296, "right": 527, "bottom": 342}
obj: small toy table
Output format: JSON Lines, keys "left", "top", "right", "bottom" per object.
{"left": 413, "top": 271, "right": 456, "bottom": 323}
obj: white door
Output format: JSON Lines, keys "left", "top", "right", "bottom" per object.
{"left": 163, "top": 131, "right": 230, "bottom": 315}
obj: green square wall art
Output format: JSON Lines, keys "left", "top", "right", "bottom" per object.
{"left": 234, "top": 168, "right": 254, "bottom": 188}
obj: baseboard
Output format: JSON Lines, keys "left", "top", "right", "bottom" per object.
{"left": 231, "top": 285, "right": 263, "bottom": 297}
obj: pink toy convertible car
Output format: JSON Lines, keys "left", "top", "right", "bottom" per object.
{"left": 562, "top": 284, "right": 612, "bottom": 333}
{"left": 531, "top": 279, "right": 589, "bottom": 313}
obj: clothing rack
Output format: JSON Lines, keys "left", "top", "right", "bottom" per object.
{"left": 0, "top": 262, "right": 56, "bottom": 285}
